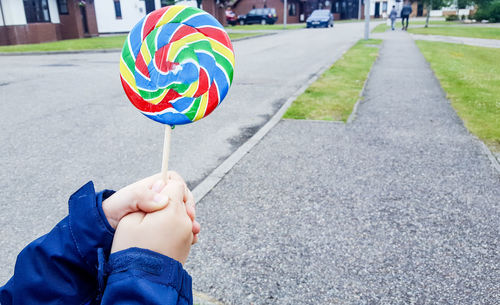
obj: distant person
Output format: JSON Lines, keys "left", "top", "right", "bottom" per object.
{"left": 401, "top": 1, "right": 413, "bottom": 30}
{"left": 389, "top": 5, "right": 398, "bottom": 30}
{"left": 225, "top": 7, "right": 237, "bottom": 26}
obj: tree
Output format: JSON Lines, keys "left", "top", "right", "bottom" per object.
{"left": 419, "top": 0, "right": 451, "bottom": 27}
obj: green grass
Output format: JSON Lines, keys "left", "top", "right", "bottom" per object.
{"left": 371, "top": 19, "right": 466, "bottom": 33}
{"left": 228, "top": 32, "right": 267, "bottom": 39}
{"left": 411, "top": 20, "right": 461, "bottom": 26}
{"left": 0, "top": 32, "right": 262, "bottom": 53}
{"left": 372, "top": 23, "right": 389, "bottom": 33}
{"left": 0, "top": 35, "right": 127, "bottom": 52}
{"left": 416, "top": 41, "right": 500, "bottom": 152}
{"left": 225, "top": 24, "right": 305, "bottom": 30}
{"left": 283, "top": 39, "right": 382, "bottom": 122}
{"left": 408, "top": 26, "right": 500, "bottom": 39}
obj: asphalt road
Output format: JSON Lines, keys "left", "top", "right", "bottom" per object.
{"left": 186, "top": 32, "right": 500, "bottom": 304}
{"left": 0, "top": 22, "right": 378, "bottom": 282}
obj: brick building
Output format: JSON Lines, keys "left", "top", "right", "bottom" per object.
{"left": 0, "top": 0, "right": 98, "bottom": 46}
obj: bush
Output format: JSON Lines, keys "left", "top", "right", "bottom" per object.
{"left": 445, "top": 14, "right": 459, "bottom": 21}
{"left": 474, "top": 0, "right": 500, "bottom": 23}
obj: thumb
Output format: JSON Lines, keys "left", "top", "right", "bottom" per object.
{"left": 137, "top": 189, "right": 169, "bottom": 213}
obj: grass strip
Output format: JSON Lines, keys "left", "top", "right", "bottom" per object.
{"left": 225, "top": 24, "right": 305, "bottom": 30}
{"left": 408, "top": 26, "right": 500, "bottom": 40}
{"left": 371, "top": 20, "right": 467, "bottom": 33}
{"left": 416, "top": 41, "right": 500, "bottom": 152}
{"left": 283, "top": 39, "right": 382, "bottom": 122}
{"left": 0, "top": 35, "right": 127, "bottom": 52}
{"left": 372, "top": 24, "right": 389, "bottom": 33}
{"left": 228, "top": 32, "right": 267, "bottom": 40}
{"left": 0, "top": 32, "right": 262, "bottom": 53}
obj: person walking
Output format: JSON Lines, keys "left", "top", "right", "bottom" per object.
{"left": 389, "top": 5, "right": 398, "bottom": 30}
{"left": 400, "top": 1, "right": 412, "bottom": 30}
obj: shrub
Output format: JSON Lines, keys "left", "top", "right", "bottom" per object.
{"left": 474, "top": 0, "right": 500, "bottom": 23}
{"left": 445, "top": 14, "right": 459, "bottom": 21}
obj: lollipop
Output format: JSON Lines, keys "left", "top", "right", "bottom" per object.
{"left": 119, "top": 6, "right": 235, "bottom": 180}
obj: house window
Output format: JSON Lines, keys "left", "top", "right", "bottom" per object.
{"left": 288, "top": 3, "right": 296, "bottom": 16}
{"left": 57, "top": 0, "right": 69, "bottom": 15}
{"left": 114, "top": 0, "right": 122, "bottom": 19}
{"left": 23, "top": 0, "right": 51, "bottom": 23}
{"left": 382, "top": 1, "right": 388, "bottom": 12}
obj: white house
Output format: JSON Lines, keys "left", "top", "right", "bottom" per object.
{"left": 94, "top": 0, "right": 198, "bottom": 34}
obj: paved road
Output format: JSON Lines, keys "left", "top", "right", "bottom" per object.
{"left": 0, "top": 22, "right": 379, "bottom": 282}
{"left": 186, "top": 32, "right": 500, "bottom": 304}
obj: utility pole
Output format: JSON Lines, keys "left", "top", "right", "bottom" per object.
{"left": 358, "top": 0, "right": 362, "bottom": 20}
{"left": 284, "top": 0, "right": 287, "bottom": 29}
{"left": 364, "top": 0, "right": 370, "bottom": 40}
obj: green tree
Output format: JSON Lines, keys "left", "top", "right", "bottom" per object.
{"left": 420, "top": 0, "right": 451, "bottom": 27}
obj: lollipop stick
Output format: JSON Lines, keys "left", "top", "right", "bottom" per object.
{"left": 161, "top": 125, "right": 172, "bottom": 182}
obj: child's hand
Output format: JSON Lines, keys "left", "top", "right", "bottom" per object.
{"left": 110, "top": 178, "right": 194, "bottom": 264}
{"left": 102, "top": 173, "right": 200, "bottom": 244}
{"left": 102, "top": 173, "right": 168, "bottom": 229}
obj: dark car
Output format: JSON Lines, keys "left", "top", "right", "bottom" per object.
{"left": 238, "top": 8, "right": 278, "bottom": 25}
{"left": 306, "top": 9, "right": 334, "bottom": 28}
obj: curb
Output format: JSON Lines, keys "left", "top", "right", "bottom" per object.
{"left": 346, "top": 40, "right": 383, "bottom": 124}
{"left": 191, "top": 40, "right": 356, "bottom": 203}
{"left": 0, "top": 33, "right": 276, "bottom": 56}
{"left": 479, "top": 140, "right": 500, "bottom": 175}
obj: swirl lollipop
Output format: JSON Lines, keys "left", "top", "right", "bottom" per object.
{"left": 119, "top": 6, "right": 235, "bottom": 180}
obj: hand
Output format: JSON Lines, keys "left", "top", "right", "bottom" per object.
{"left": 102, "top": 172, "right": 200, "bottom": 243}
{"left": 110, "top": 178, "right": 194, "bottom": 264}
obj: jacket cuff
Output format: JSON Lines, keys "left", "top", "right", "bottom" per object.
{"left": 68, "top": 181, "right": 115, "bottom": 272}
{"left": 107, "top": 248, "right": 193, "bottom": 303}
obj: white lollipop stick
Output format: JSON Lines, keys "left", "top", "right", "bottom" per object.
{"left": 161, "top": 125, "right": 172, "bottom": 182}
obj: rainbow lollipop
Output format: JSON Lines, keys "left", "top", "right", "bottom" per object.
{"left": 119, "top": 6, "right": 235, "bottom": 180}
{"left": 120, "top": 5, "right": 235, "bottom": 125}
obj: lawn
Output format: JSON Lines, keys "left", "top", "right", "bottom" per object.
{"left": 408, "top": 26, "right": 500, "bottom": 39}
{"left": 416, "top": 41, "right": 500, "bottom": 152}
{"left": 372, "top": 20, "right": 463, "bottom": 33}
{"left": 372, "top": 23, "right": 389, "bottom": 33}
{"left": 225, "top": 23, "right": 305, "bottom": 30}
{"left": 283, "top": 39, "right": 382, "bottom": 122}
{"left": 0, "top": 32, "right": 262, "bottom": 53}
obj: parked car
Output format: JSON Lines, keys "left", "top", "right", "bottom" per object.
{"left": 306, "top": 9, "right": 334, "bottom": 28}
{"left": 238, "top": 8, "right": 278, "bottom": 25}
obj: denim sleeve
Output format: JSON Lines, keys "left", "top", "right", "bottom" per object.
{"left": 101, "top": 248, "right": 193, "bottom": 305}
{"left": 0, "top": 182, "right": 115, "bottom": 305}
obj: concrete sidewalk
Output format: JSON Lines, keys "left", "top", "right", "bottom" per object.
{"left": 186, "top": 32, "right": 500, "bottom": 304}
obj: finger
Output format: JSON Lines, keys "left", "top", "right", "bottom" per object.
{"left": 167, "top": 171, "right": 185, "bottom": 183}
{"left": 159, "top": 179, "right": 185, "bottom": 205}
{"left": 184, "top": 187, "right": 195, "bottom": 218}
{"left": 131, "top": 173, "right": 162, "bottom": 190}
{"left": 186, "top": 205, "right": 196, "bottom": 222}
{"left": 192, "top": 220, "right": 201, "bottom": 235}
{"left": 184, "top": 185, "right": 194, "bottom": 204}
{"left": 136, "top": 188, "right": 169, "bottom": 213}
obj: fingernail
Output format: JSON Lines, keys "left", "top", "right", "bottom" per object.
{"left": 154, "top": 194, "right": 168, "bottom": 205}
{"left": 152, "top": 180, "right": 165, "bottom": 193}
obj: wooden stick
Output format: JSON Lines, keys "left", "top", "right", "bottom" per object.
{"left": 161, "top": 125, "right": 172, "bottom": 182}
